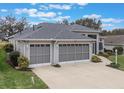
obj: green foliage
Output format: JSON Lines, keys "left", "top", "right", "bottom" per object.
{"left": 71, "top": 18, "right": 102, "bottom": 30}
{"left": 113, "top": 46, "right": 123, "bottom": 55}
{"left": 61, "top": 19, "right": 69, "bottom": 25}
{"left": 98, "top": 52, "right": 110, "bottom": 58}
{"left": 9, "top": 51, "right": 20, "bottom": 67}
{"left": 109, "top": 55, "right": 124, "bottom": 71}
{"left": 104, "top": 49, "right": 113, "bottom": 55}
{"left": 109, "top": 62, "right": 120, "bottom": 68}
{"left": 18, "top": 56, "right": 29, "bottom": 70}
{"left": 3, "top": 43, "right": 13, "bottom": 52}
{"left": 0, "top": 49, "right": 48, "bottom": 88}
{"left": 100, "top": 29, "right": 124, "bottom": 36}
{"left": 91, "top": 55, "right": 101, "bottom": 63}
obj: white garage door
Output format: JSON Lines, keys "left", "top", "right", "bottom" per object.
{"left": 59, "top": 44, "right": 89, "bottom": 62}
{"left": 30, "top": 44, "right": 50, "bottom": 65}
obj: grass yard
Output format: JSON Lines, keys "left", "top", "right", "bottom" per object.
{"left": 109, "top": 55, "right": 124, "bottom": 71}
{"left": 0, "top": 49, "right": 48, "bottom": 89}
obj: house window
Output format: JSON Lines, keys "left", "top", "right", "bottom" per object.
{"left": 92, "top": 43, "right": 96, "bottom": 54}
{"left": 99, "top": 42, "right": 103, "bottom": 50}
{"left": 88, "top": 35, "right": 97, "bottom": 39}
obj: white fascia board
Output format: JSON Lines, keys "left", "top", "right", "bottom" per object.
{"left": 16, "top": 38, "right": 97, "bottom": 41}
{"left": 72, "top": 30, "right": 100, "bottom": 33}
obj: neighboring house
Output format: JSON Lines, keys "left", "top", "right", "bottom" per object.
{"left": 103, "top": 35, "right": 124, "bottom": 52}
{"left": 9, "top": 23, "right": 104, "bottom": 67}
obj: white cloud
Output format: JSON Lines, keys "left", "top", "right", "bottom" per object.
{"left": 83, "top": 14, "right": 102, "bottom": 19}
{"left": 101, "top": 18, "right": 124, "bottom": 23}
{"left": 40, "top": 18, "right": 50, "bottom": 21}
{"left": 30, "top": 3, "right": 37, "bottom": 6}
{"left": 77, "top": 3, "right": 88, "bottom": 6}
{"left": 53, "top": 16, "right": 70, "bottom": 21}
{"left": 49, "top": 4, "right": 72, "bottom": 10}
{"left": 38, "top": 15, "right": 70, "bottom": 22}
{"left": 30, "top": 21, "right": 39, "bottom": 25}
{"left": 1, "top": 9, "right": 8, "bottom": 12}
{"left": 15, "top": 8, "right": 56, "bottom": 18}
{"left": 30, "top": 12, "right": 56, "bottom": 18}
{"left": 15, "top": 8, "right": 37, "bottom": 15}
{"left": 102, "top": 24, "right": 114, "bottom": 27}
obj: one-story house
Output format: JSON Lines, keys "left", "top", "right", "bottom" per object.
{"left": 103, "top": 35, "right": 124, "bottom": 53}
{"left": 9, "top": 23, "right": 104, "bottom": 67}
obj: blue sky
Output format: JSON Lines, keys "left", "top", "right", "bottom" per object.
{"left": 0, "top": 3, "right": 124, "bottom": 30}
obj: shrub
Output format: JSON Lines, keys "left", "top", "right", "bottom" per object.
{"left": 4, "top": 43, "right": 13, "bottom": 52}
{"left": 91, "top": 55, "right": 101, "bottom": 63}
{"left": 106, "top": 51, "right": 113, "bottom": 56}
{"left": 102, "top": 52, "right": 109, "bottom": 58}
{"left": 52, "top": 64, "right": 61, "bottom": 68}
{"left": 98, "top": 52, "right": 103, "bottom": 55}
{"left": 9, "top": 51, "right": 20, "bottom": 67}
{"left": 109, "top": 62, "right": 120, "bottom": 68}
{"left": 98, "top": 52, "right": 110, "bottom": 58}
{"left": 18, "top": 56, "right": 29, "bottom": 70}
{"left": 113, "top": 46, "right": 123, "bottom": 55}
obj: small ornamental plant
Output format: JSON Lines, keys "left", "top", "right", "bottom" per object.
{"left": 91, "top": 55, "right": 102, "bottom": 63}
{"left": 18, "top": 55, "right": 29, "bottom": 70}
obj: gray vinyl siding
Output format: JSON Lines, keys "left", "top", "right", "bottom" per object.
{"left": 59, "top": 44, "right": 89, "bottom": 62}
{"left": 30, "top": 44, "right": 50, "bottom": 65}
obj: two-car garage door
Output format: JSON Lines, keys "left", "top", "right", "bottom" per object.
{"left": 59, "top": 44, "right": 89, "bottom": 62}
{"left": 29, "top": 43, "right": 89, "bottom": 65}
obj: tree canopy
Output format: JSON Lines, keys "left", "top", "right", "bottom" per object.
{"left": 0, "top": 15, "right": 28, "bottom": 37}
{"left": 100, "top": 29, "right": 124, "bottom": 36}
{"left": 71, "top": 18, "right": 102, "bottom": 30}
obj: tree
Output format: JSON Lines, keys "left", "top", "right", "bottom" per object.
{"left": 61, "top": 19, "right": 69, "bottom": 25}
{"left": 0, "top": 15, "right": 28, "bottom": 37}
{"left": 56, "top": 19, "right": 69, "bottom": 25}
{"left": 100, "top": 29, "right": 124, "bottom": 36}
{"left": 71, "top": 18, "right": 102, "bottom": 30}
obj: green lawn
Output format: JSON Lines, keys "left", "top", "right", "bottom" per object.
{"left": 109, "top": 55, "right": 124, "bottom": 71}
{"left": 0, "top": 49, "right": 48, "bottom": 89}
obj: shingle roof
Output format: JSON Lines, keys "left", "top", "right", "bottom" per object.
{"left": 69, "top": 24, "right": 100, "bottom": 33}
{"left": 12, "top": 23, "right": 99, "bottom": 40}
{"left": 103, "top": 35, "right": 124, "bottom": 44}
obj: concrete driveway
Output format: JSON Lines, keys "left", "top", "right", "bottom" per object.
{"left": 32, "top": 61, "right": 124, "bottom": 89}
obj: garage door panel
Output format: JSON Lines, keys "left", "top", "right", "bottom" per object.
{"left": 75, "top": 53, "right": 83, "bottom": 60}
{"left": 82, "top": 53, "right": 89, "bottom": 59}
{"left": 30, "top": 44, "right": 50, "bottom": 65}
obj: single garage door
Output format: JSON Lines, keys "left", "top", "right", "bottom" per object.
{"left": 59, "top": 44, "right": 89, "bottom": 62}
{"left": 30, "top": 44, "right": 50, "bottom": 65}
